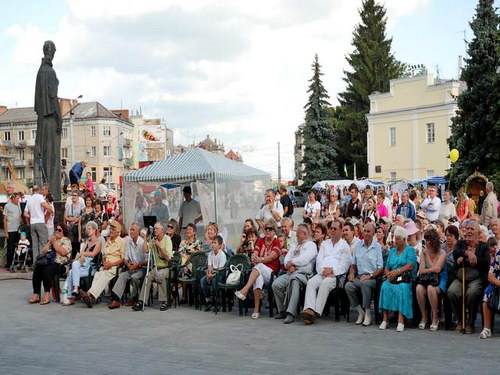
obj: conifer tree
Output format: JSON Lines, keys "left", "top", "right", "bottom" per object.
{"left": 302, "top": 54, "right": 339, "bottom": 188}
{"left": 448, "top": 0, "right": 500, "bottom": 188}
{"left": 336, "top": 0, "right": 404, "bottom": 178}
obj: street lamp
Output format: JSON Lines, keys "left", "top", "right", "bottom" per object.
{"left": 69, "top": 94, "right": 83, "bottom": 167}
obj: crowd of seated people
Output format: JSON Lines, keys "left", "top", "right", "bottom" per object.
{"left": 22, "top": 181, "right": 500, "bottom": 340}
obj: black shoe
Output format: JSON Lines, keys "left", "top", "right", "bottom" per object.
{"left": 275, "top": 311, "right": 287, "bottom": 319}
{"left": 204, "top": 303, "right": 213, "bottom": 312}
{"left": 132, "top": 301, "right": 144, "bottom": 311}
{"left": 160, "top": 302, "right": 170, "bottom": 311}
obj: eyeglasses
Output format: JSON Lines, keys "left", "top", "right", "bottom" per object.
{"left": 264, "top": 227, "right": 275, "bottom": 231}
{"left": 56, "top": 228, "right": 63, "bottom": 233}
{"left": 167, "top": 225, "right": 174, "bottom": 229}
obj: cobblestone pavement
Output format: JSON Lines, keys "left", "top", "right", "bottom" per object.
{"left": 0, "top": 279, "right": 498, "bottom": 375}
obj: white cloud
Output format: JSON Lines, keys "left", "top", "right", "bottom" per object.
{"left": 2, "top": 0, "right": 430, "bottom": 179}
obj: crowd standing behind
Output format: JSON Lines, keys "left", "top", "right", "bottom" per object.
{"left": 7, "top": 168, "right": 500, "bottom": 340}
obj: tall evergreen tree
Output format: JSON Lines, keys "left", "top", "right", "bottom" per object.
{"left": 336, "top": 0, "right": 404, "bottom": 178}
{"left": 302, "top": 54, "right": 339, "bottom": 188}
{"left": 448, "top": 0, "right": 500, "bottom": 188}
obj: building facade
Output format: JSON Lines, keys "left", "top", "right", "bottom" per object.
{"left": 367, "top": 74, "right": 463, "bottom": 181}
{"left": 0, "top": 100, "right": 135, "bottom": 188}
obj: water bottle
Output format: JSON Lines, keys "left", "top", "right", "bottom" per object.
{"left": 61, "top": 279, "right": 69, "bottom": 302}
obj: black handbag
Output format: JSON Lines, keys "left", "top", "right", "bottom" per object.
{"left": 385, "top": 271, "right": 413, "bottom": 284}
{"left": 34, "top": 250, "right": 55, "bottom": 266}
{"left": 487, "top": 286, "right": 500, "bottom": 311}
{"left": 415, "top": 272, "right": 440, "bottom": 287}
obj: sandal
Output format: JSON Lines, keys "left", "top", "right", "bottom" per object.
{"left": 251, "top": 312, "right": 260, "bottom": 319}
{"left": 418, "top": 321, "right": 427, "bottom": 330}
{"left": 61, "top": 300, "right": 74, "bottom": 306}
{"left": 40, "top": 299, "right": 50, "bottom": 305}
{"left": 28, "top": 297, "right": 40, "bottom": 304}
{"left": 479, "top": 328, "right": 492, "bottom": 339}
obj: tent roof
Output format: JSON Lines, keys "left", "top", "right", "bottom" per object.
{"left": 124, "top": 147, "right": 270, "bottom": 183}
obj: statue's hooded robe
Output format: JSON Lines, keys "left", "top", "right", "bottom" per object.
{"left": 34, "top": 56, "right": 62, "bottom": 200}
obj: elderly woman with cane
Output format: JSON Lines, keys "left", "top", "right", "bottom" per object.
{"left": 447, "top": 220, "right": 490, "bottom": 334}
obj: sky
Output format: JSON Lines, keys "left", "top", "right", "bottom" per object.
{"left": 0, "top": 0, "right": 490, "bottom": 180}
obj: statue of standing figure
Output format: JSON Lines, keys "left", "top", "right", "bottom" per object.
{"left": 34, "top": 40, "right": 62, "bottom": 200}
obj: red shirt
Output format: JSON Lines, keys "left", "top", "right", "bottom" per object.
{"left": 253, "top": 237, "right": 281, "bottom": 272}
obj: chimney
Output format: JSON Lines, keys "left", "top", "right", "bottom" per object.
{"left": 0, "top": 106, "right": 7, "bottom": 116}
{"left": 59, "top": 98, "right": 72, "bottom": 117}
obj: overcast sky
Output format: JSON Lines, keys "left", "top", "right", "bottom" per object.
{"left": 0, "top": 0, "right": 486, "bottom": 179}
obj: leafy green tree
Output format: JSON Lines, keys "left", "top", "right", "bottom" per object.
{"left": 302, "top": 54, "right": 339, "bottom": 188}
{"left": 336, "top": 0, "right": 405, "bottom": 178}
{"left": 448, "top": 0, "right": 500, "bottom": 188}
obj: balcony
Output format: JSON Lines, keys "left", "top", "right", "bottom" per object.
{"left": 14, "top": 141, "right": 27, "bottom": 148}
{"left": 26, "top": 139, "right": 35, "bottom": 147}
{"left": 13, "top": 159, "right": 26, "bottom": 167}
{"left": 123, "top": 139, "right": 132, "bottom": 148}
{"left": 122, "top": 157, "right": 134, "bottom": 169}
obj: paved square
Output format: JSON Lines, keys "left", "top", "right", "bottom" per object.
{"left": 0, "top": 279, "right": 498, "bottom": 375}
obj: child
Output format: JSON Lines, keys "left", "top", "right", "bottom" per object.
{"left": 16, "top": 232, "right": 30, "bottom": 257}
{"left": 487, "top": 237, "right": 498, "bottom": 265}
{"left": 201, "top": 235, "right": 227, "bottom": 311}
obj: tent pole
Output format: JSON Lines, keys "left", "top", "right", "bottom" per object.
{"left": 213, "top": 174, "right": 218, "bottom": 225}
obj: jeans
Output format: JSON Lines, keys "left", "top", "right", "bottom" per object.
{"left": 67, "top": 260, "right": 94, "bottom": 293}
{"left": 201, "top": 272, "right": 224, "bottom": 301}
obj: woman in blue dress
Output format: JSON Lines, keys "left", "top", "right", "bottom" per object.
{"left": 415, "top": 228, "right": 447, "bottom": 331}
{"left": 379, "top": 226, "right": 417, "bottom": 332}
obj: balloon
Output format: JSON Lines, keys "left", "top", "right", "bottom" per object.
{"left": 450, "top": 149, "right": 459, "bottom": 163}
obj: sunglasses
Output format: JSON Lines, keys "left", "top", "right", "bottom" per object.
{"left": 264, "top": 227, "right": 275, "bottom": 231}
{"left": 167, "top": 225, "right": 174, "bottom": 229}
{"left": 56, "top": 228, "right": 63, "bottom": 233}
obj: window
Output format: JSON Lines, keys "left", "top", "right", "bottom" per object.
{"left": 31, "top": 129, "right": 37, "bottom": 139}
{"left": 62, "top": 128, "right": 68, "bottom": 139}
{"left": 91, "top": 126, "right": 96, "bottom": 137}
{"left": 19, "top": 149, "right": 25, "bottom": 160}
{"left": 103, "top": 126, "right": 111, "bottom": 137}
{"left": 91, "top": 146, "right": 97, "bottom": 157}
{"left": 427, "top": 170, "right": 435, "bottom": 177}
{"left": 4, "top": 131, "right": 11, "bottom": 141}
{"left": 91, "top": 167, "right": 97, "bottom": 181}
{"left": 103, "top": 145, "right": 111, "bottom": 156}
{"left": 426, "top": 123, "right": 435, "bottom": 143}
{"left": 375, "top": 165, "right": 382, "bottom": 173}
{"left": 389, "top": 127, "right": 396, "bottom": 147}
{"left": 18, "top": 131, "right": 24, "bottom": 141}
{"left": 103, "top": 167, "right": 112, "bottom": 181}
{"left": 3, "top": 167, "right": 12, "bottom": 179}
{"left": 390, "top": 172, "right": 397, "bottom": 180}
{"left": 61, "top": 148, "right": 68, "bottom": 158}
{"left": 17, "top": 168, "right": 25, "bottom": 179}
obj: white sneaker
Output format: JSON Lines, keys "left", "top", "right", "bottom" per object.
{"left": 379, "top": 321, "right": 388, "bottom": 330}
{"left": 362, "top": 312, "right": 372, "bottom": 326}
{"left": 235, "top": 291, "right": 246, "bottom": 301}
{"left": 355, "top": 311, "right": 365, "bottom": 325}
{"left": 396, "top": 323, "right": 405, "bottom": 332}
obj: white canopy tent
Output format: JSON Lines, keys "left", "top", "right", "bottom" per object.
{"left": 122, "top": 148, "right": 271, "bottom": 247}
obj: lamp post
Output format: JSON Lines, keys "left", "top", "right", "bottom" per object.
{"left": 69, "top": 94, "right": 83, "bottom": 167}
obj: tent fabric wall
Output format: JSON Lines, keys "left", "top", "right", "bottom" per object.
{"left": 122, "top": 148, "right": 271, "bottom": 248}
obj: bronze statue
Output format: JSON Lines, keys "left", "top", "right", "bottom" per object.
{"left": 34, "top": 40, "right": 61, "bottom": 200}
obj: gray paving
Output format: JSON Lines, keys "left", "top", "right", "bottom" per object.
{"left": 0, "top": 279, "right": 498, "bottom": 375}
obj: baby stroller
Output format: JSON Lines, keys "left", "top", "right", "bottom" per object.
{"left": 10, "top": 225, "right": 33, "bottom": 272}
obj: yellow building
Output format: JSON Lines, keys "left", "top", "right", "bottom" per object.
{"left": 367, "top": 74, "right": 463, "bottom": 181}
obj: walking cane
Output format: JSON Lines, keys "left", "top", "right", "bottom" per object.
{"left": 142, "top": 230, "right": 155, "bottom": 312}
{"left": 461, "top": 265, "right": 466, "bottom": 334}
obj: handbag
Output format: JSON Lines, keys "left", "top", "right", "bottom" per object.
{"left": 226, "top": 264, "right": 243, "bottom": 285}
{"left": 415, "top": 272, "right": 440, "bottom": 287}
{"left": 487, "top": 286, "right": 500, "bottom": 311}
{"left": 387, "top": 271, "right": 413, "bottom": 285}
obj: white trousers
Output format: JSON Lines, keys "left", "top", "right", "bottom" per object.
{"left": 253, "top": 263, "right": 273, "bottom": 291}
{"left": 303, "top": 274, "right": 337, "bottom": 315}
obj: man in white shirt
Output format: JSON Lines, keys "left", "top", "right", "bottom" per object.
{"left": 273, "top": 224, "right": 317, "bottom": 324}
{"left": 201, "top": 235, "right": 227, "bottom": 311}
{"left": 281, "top": 217, "right": 297, "bottom": 252}
{"left": 109, "top": 223, "right": 147, "bottom": 309}
{"left": 345, "top": 223, "right": 383, "bottom": 326}
{"left": 24, "top": 186, "right": 49, "bottom": 259}
{"left": 342, "top": 222, "right": 360, "bottom": 256}
{"left": 420, "top": 186, "right": 441, "bottom": 223}
{"left": 300, "top": 220, "right": 351, "bottom": 324}
{"left": 256, "top": 189, "right": 283, "bottom": 231}
{"left": 178, "top": 186, "right": 202, "bottom": 232}
{"left": 64, "top": 186, "right": 85, "bottom": 213}
{"left": 480, "top": 182, "right": 498, "bottom": 227}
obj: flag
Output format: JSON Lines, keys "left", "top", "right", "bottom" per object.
{"left": 343, "top": 163, "right": 348, "bottom": 177}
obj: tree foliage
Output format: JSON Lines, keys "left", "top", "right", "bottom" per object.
{"left": 301, "top": 54, "right": 339, "bottom": 189}
{"left": 448, "top": 0, "right": 500, "bottom": 188}
{"left": 335, "top": 0, "right": 405, "bottom": 178}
